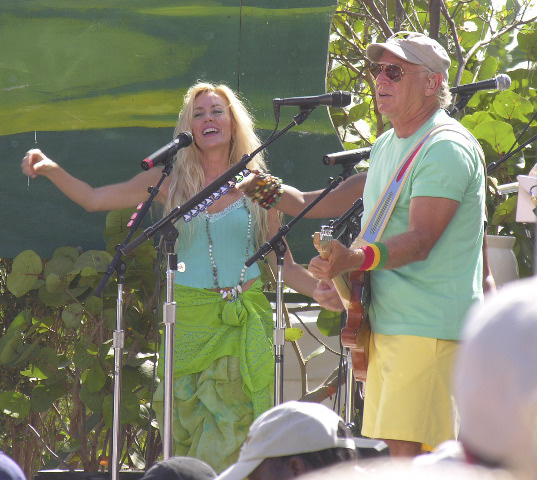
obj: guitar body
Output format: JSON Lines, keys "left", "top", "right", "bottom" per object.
{"left": 313, "top": 228, "right": 370, "bottom": 382}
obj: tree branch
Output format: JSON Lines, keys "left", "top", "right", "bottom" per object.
{"left": 440, "top": 0, "right": 466, "bottom": 87}
{"left": 26, "top": 423, "right": 71, "bottom": 469}
{"left": 362, "top": 0, "right": 393, "bottom": 38}
{"left": 429, "top": 0, "right": 441, "bottom": 39}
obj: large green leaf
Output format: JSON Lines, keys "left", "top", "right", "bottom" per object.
{"left": 316, "top": 309, "right": 342, "bottom": 337}
{"left": 0, "top": 392, "right": 31, "bottom": 419}
{"left": 20, "top": 347, "right": 60, "bottom": 380}
{"left": 460, "top": 111, "right": 495, "bottom": 130}
{"left": 44, "top": 255, "right": 77, "bottom": 279}
{"left": 492, "top": 195, "right": 518, "bottom": 225}
{"left": 11, "top": 339, "right": 42, "bottom": 368}
{"left": 45, "top": 273, "right": 62, "bottom": 294}
{"left": 61, "top": 302, "right": 85, "bottom": 329}
{"left": 82, "top": 362, "right": 107, "bottom": 393}
{"left": 31, "top": 383, "right": 69, "bottom": 413}
{"left": 53, "top": 246, "right": 81, "bottom": 263}
{"left": 517, "top": 29, "right": 537, "bottom": 58}
{"left": 477, "top": 55, "right": 498, "bottom": 81}
{"left": 84, "top": 296, "right": 103, "bottom": 316}
{"left": 0, "top": 310, "right": 32, "bottom": 364}
{"left": 103, "top": 391, "right": 141, "bottom": 427}
{"left": 75, "top": 251, "right": 113, "bottom": 273}
{"left": 80, "top": 384, "right": 105, "bottom": 414}
{"left": 38, "top": 285, "right": 72, "bottom": 308}
{"left": 471, "top": 120, "right": 516, "bottom": 155}
{"left": 6, "top": 250, "right": 42, "bottom": 297}
{"left": 493, "top": 91, "right": 533, "bottom": 122}
{"left": 73, "top": 342, "right": 97, "bottom": 371}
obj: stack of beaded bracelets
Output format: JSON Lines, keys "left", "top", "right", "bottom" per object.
{"left": 248, "top": 169, "right": 283, "bottom": 210}
{"left": 358, "top": 241, "right": 388, "bottom": 271}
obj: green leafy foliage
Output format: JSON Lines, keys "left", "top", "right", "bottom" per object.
{"left": 0, "top": 209, "right": 164, "bottom": 475}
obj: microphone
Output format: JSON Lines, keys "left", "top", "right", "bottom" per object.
{"left": 449, "top": 74, "right": 511, "bottom": 95}
{"left": 273, "top": 91, "right": 352, "bottom": 108}
{"left": 323, "top": 147, "right": 372, "bottom": 166}
{"left": 141, "top": 132, "right": 193, "bottom": 170}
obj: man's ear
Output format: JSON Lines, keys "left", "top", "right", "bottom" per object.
{"left": 425, "top": 72, "right": 443, "bottom": 97}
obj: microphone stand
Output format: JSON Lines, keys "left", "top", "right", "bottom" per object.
{"left": 487, "top": 133, "right": 537, "bottom": 175}
{"left": 120, "top": 107, "right": 316, "bottom": 454}
{"left": 94, "top": 161, "right": 174, "bottom": 480}
{"left": 447, "top": 93, "right": 473, "bottom": 117}
{"left": 245, "top": 162, "right": 358, "bottom": 405}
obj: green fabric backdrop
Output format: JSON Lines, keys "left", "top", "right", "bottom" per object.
{"left": 1, "top": 1, "right": 343, "bottom": 263}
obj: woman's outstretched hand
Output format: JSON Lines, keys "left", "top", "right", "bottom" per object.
{"left": 21, "top": 148, "right": 56, "bottom": 178}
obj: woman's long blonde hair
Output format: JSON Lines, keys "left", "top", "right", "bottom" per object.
{"left": 165, "top": 82, "right": 269, "bottom": 249}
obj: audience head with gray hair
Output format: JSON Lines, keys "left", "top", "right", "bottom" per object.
{"left": 455, "top": 276, "right": 537, "bottom": 478}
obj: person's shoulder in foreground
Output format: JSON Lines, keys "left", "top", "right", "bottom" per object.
{"left": 141, "top": 456, "right": 216, "bottom": 480}
{"left": 0, "top": 452, "right": 26, "bottom": 480}
{"left": 215, "top": 400, "right": 357, "bottom": 480}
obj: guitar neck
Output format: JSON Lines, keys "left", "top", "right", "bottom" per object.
{"left": 313, "top": 231, "right": 352, "bottom": 309}
{"left": 332, "top": 275, "right": 352, "bottom": 310}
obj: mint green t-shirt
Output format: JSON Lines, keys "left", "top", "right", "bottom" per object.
{"left": 363, "top": 109, "right": 485, "bottom": 340}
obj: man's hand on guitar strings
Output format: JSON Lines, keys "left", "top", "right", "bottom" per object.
{"left": 312, "top": 280, "right": 344, "bottom": 312}
{"left": 308, "top": 239, "right": 363, "bottom": 280}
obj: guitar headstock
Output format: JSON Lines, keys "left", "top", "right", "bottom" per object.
{"left": 312, "top": 224, "right": 334, "bottom": 260}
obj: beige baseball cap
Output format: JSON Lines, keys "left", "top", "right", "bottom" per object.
{"left": 366, "top": 31, "right": 450, "bottom": 81}
{"left": 214, "top": 401, "right": 356, "bottom": 480}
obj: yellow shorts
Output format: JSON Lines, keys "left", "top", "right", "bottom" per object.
{"left": 361, "top": 332, "right": 459, "bottom": 448}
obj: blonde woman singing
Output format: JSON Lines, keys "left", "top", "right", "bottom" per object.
{"left": 21, "top": 82, "right": 342, "bottom": 471}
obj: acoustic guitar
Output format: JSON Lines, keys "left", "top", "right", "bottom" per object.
{"left": 313, "top": 225, "right": 370, "bottom": 382}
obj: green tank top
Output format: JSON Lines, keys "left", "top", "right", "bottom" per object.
{"left": 174, "top": 196, "right": 261, "bottom": 289}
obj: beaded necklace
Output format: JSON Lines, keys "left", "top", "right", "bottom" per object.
{"left": 205, "top": 197, "right": 252, "bottom": 301}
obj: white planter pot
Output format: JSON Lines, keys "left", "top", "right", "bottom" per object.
{"left": 487, "top": 235, "right": 519, "bottom": 288}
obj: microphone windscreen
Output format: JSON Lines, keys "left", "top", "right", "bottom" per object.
{"left": 332, "top": 91, "right": 352, "bottom": 107}
{"left": 496, "top": 74, "right": 511, "bottom": 91}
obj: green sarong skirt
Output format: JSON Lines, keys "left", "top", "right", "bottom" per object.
{"left": 154, "top": 278, "right": 274, "bottom": 472}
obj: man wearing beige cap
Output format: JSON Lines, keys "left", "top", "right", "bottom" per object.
{"left": 309, "top": 31, "right": 486, "bottom": 457}
{"left": 265, "top": 32, "right": 487, "bottom": 458}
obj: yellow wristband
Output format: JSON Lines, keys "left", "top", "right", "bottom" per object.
{"left": 368, "top": 243, "right": 381, "bottom": 270}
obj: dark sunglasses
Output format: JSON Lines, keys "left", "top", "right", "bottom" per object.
{"left": 368, "top": 63, "right": 406, "bottom": 82}
{"left": 368, "top": 62, "right": 429, "bottom": 82}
